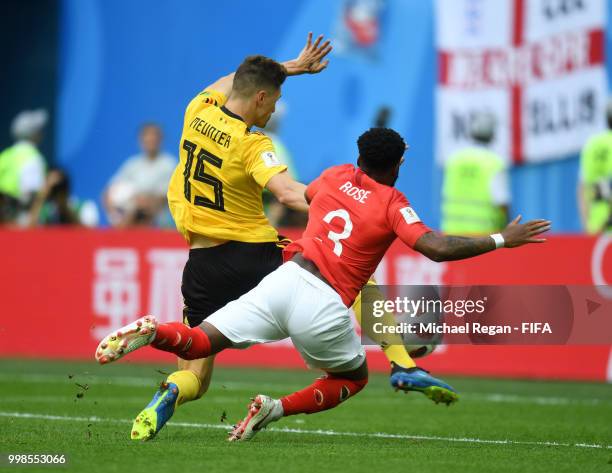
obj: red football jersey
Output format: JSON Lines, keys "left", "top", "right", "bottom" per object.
{"left": 284, "top": 164, "right": 431, "bottom": 306}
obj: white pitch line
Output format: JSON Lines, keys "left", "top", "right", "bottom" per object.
{"left": 1, "top": 411, "right": 610, "bottom": 450}
{"left": 464, "top": 393, "right": 609, "bottom": 406}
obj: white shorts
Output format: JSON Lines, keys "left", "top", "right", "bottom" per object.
{"left": 205, "top": 261, "right": 366, "bottom": 372}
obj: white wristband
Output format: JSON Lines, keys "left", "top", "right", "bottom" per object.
{"left": 490, "top": 233, "right": 505, "bottom": 249}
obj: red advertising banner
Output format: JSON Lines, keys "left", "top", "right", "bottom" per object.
{"left": 0, "top": 229, "right": 610, "bottom": 381}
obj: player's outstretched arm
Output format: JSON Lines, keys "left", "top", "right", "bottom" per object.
{"left": 414, "top": 215, "right": 551, "bottom": 262}
{"left": 204, "top": 32, "right": 332, "bottom": 96}
{"left": 205, "top": 73, "right": 236, "bottom": 98}
{"left": 266, "top": 171, "right": 308, "bottom": 213}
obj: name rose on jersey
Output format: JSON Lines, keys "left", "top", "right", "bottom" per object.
{"left": 339, "top": 181, "right": 371, "bottom": 203}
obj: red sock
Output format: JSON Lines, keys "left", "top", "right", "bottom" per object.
{"left": 151, "top": 323, "right": 211, "bottom": 360}
{"left": 280, "top": 375, "right": 368, "bottom": 416}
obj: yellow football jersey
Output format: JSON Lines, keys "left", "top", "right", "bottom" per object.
{"left": 168, "top": 89, "right": 287, "bottom": 243}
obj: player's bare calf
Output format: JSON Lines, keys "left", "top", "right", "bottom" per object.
{"left": 95, "top": 315, "right": 157, "bottom": 364}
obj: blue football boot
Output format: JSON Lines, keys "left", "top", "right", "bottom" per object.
{"left": 390, "top": 364, "right": 459, "bottom": 405}
{"left": 131, "top": 381, "right": 179, "bottom": 440}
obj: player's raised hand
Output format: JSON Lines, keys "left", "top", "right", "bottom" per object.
{"left": 285, "top": 32, "right": 332, "bottom": 75}
{"left": 501, "top": 215, "right": 551, "bottom": 248}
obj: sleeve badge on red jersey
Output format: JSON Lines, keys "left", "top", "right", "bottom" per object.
{"left": 400, "top": 206, "right": 421, "bottom": 224}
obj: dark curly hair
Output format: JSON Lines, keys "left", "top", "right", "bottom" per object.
{"left": 357, "top": 128, "right": 406, "bottom": 171}
{"left": 233, "top": 55, "right": 287, "bottom": 97}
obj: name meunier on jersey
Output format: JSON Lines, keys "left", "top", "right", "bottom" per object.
{"left": 167, "top": 89, "right": 288, "bottom": 244}
{"left": 188, "top": 117, "right": 232, "bottom": 149}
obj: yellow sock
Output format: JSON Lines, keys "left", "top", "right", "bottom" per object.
{"left": 167, "top": 370, "right": 201, "bottom": 407}
{"left": 381, "top": 344, "right": 416, "bottom": 369}
{"left": 352, "top": 279, "right": 416, "bottom": 369}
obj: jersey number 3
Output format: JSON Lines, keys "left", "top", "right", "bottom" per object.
{"left": 182, "top": 139, "right": 225, "bottom": 211}
{"left": 323, "top": 209, "right": 353, "bottom": 257}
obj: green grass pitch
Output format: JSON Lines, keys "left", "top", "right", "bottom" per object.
{"left": 0, "top": 359, "right": 610, "bottom": 472}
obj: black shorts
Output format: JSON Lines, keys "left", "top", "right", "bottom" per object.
{"left": 182, "top": 240, "right": 284, "bottom": 327}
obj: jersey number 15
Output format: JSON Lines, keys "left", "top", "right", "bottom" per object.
{"left": 182, "top": 139, "right": 225, "bottom": 211}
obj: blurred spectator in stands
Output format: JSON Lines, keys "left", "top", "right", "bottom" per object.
{"left": 0, "top": 109, "right": 48, "bottom": 225}
{"left": 104, "top": 123, "right": 176, "bottom": 227}
{"left": 28, "top": 168, "right": 99, "bottom": 227}
{"left": 374, "top": 105, "right": 392, "bottom": 128}
{"left": 262, "top": 102, "right": 307, "bottom": 227}
{"left": 578, "top": 100, "right": 612, "bottom": 234}
{"left": 441, "top": 112, "right": 510, "bottom": 235}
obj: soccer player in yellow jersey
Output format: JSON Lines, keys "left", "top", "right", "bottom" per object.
{"left": 130, "top": 33, "right": 447, "bottom": 441}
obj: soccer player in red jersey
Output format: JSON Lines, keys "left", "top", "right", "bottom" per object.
{"left": 96, "top": 128, "right": 550, "bottom": 441}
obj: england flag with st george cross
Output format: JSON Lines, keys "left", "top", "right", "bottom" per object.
{"left": 436, "top": 0, "right": 607, "bottom": 165}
